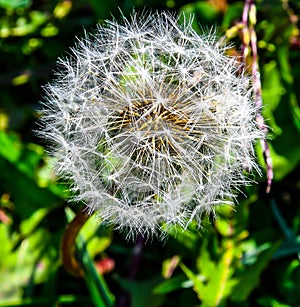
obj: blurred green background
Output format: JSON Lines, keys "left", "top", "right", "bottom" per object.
{"left": 0, "top": 0, "right": 300, "bottom": 306}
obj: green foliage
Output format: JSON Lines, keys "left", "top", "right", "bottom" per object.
{"left": 0, "top": 131, "right": 62, "bottom": 219}
{"left": 0, "top": 0, "right": 300, "bottom": 306}
{"left": 0, "top": 0, "right": 31, "bottom": 10}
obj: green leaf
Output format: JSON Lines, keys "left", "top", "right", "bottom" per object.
{"left": 180, "top": 239, "right": 237, "bottom": 306}
{"left": 0, "top": 295, "right": 92, "bottom": 306}
{"left": 0, "top": 131, "right": 21, "bottom": 163}
{"left": 118, "top": 277, "right": 165, "bottom": 307}
{"left": 73, "top": 239, "right": 113, "bottom": 307}
{"left": 277, "top": 45, "right": 300, "bottom": 132}
{"left": 258, "top": 296, "right": 291, "bottom": 307}
{"left": 231, "top": 241, "right": 281, "bottom": 302}
{"left": 167, "top": 222, "right": 200, "bottom": 252}
{"left": 222, "top": 2, "right": 243, "bottom": 30}
{"left": 153, "top": 274, "right": 188, "bottom": 294}
{"left": 65, "top": 208, "right": 115, "bottom": 307}
{"left": 80, "top": 215, "right": 113, "bottom": 259}
{"left": 0, "top": 0, "right": 31, "bottom": 9}
{"left": 278, "top": 259, "right": 300, "bottom": 305}
{"left": 261, "top": 60, "right": 285, "bottom": 136}
{"left": 180, "top": 1, "right": 220, "bottom": 28}
{"left": 266, "top": 138, "right": 300, "bottom": 181}
{"left": 0, "top": 131, "right": 62, "bottom": 219}
{"left": 179, "top": 263, "right": 206, "bottom": 301}
{"left": 0, "top": 216, "right": 58, "bottom": 301}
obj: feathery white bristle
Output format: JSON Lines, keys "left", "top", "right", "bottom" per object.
{"left": 39, "top": 11, "right": 263, "bottom": 240}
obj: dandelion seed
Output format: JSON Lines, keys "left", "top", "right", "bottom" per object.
{"left": 39, "top": 11, "right": 263, "bottom": 240}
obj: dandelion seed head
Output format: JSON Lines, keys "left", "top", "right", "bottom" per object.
{"left": 39, "top": 11, "right": 263, "bottom": 240}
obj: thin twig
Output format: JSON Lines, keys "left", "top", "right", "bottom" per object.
{"left": 241, "top": 0, "right": 273, "bottom": 193}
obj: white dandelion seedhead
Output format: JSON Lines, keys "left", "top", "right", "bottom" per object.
{"left": 40, "top": 11, "right": 263, "bottom": 239}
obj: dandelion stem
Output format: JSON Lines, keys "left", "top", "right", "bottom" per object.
{"left": 61, "top": 209, "right": 90, "bottom": 277}
{"left": 128, "top": 234, "right": 145, "bottom": 279}
{"left": 118, "top": 234, "right": 145, "bottom": 307}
